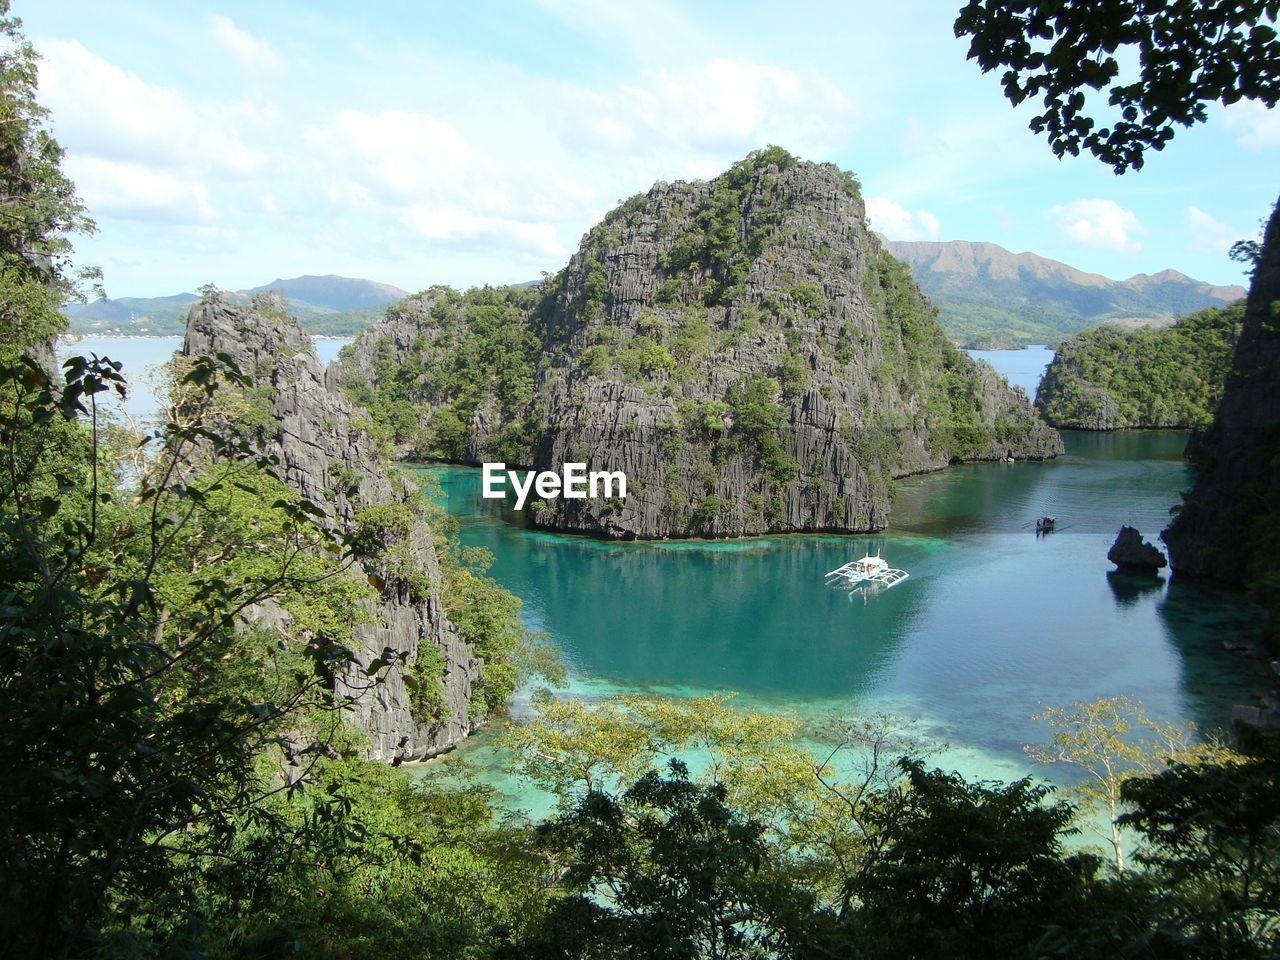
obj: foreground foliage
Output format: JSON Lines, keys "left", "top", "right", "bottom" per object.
{"left": 3, "top": 4, "right": 1279, "bottom": 956}
{"left": 955, "top": 0, "right": 1280, "bottom": 173}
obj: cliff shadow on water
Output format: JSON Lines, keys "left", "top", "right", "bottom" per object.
{"left": 1155, "top": 575, "right": 1276, "bottom": 736}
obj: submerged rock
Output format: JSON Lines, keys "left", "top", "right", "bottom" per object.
{"left": 1108, "top": 526, "right": 1168, "bottom": 573}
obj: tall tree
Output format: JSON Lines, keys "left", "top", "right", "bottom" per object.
{"left": 0, "top": 0, "right": 97, "bottom": 356}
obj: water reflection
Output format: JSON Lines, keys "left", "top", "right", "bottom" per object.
{"left": 427, "top": 437, "right": 1273, "bottom": 776}
{"left": 1155, "top": 575, "right": 1271, "bottom": 736}
{"left": 435, "top": 464, "right": 933, "bottom": 698}
{"left": 1106, "top": 569, "right": 1166, "bottom": 608}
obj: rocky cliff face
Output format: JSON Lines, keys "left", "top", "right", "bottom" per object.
{"left": 1036, "top": 357, "right": 1123, "bottom": 429}
{"left": 183, "top": 294, "right": 483, "bottom": 760}
{"left": 1163, "top": 198, "right": 1280, "bottom": 615}
{"left": 337, "top": 150, "right": 1060, "bottom": 540}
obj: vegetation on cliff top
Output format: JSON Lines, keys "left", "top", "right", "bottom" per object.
{"left": 1035, "top": 301, "right": 1244, "bottom": 429}
{"left": 337, "top": 284, "right": 542, "bottom": 464}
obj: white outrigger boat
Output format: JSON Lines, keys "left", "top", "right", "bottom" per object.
{"left": 825, "top": 550, "right": 909, "bottom": 590}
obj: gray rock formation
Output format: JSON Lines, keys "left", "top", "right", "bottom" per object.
{"left": 183, "top": 293, "right": 483, "bottom": 761}
{"left": 1163, "top": 196, "right": 1280, "bottom": 592}
{"left": 1036, "top": 359, "right": 1123, "bottom": 430}
{"left": 336, "top": 151, "right": 1061, "bottom": 540}
{"left": 1107, "top": 526, "right": 1167, "bottom": 572}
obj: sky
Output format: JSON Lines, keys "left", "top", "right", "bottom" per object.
{"left": 21, "top": 0, "right": 1280, "bottom": 298}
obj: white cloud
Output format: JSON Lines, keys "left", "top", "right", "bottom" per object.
{"left": 65, "top": 156, "right": 215, "bottom": 223}
{"left": 866, "top": 197, "right": 942, "bottom": 241}
{"left": 37, "top": 39, "right": 267, "bottom": 176}
{"left": 33, "top": 23, "right": 862, "bottom": 289}
{"left": 552, "top": 58, "right": 855, "bottom": 156}
{"left": 1186, "top": 206, "right": 1241, "bottom": 256}
{"left": 305, "top": 108, "right": 567, "bottom": 261}
{"left": 400, "top": 206, "right": 562, "bottom": 258}
{"left": 1049, "top": 199, "right": 1143, "bottom": 252}
{"left": 1222, "top": 100, "right": 1280, "bottom": 150}
{"left": 187, "top": 225, "right": 242, "bottom": 251}
{"left": 209, "top": 15, "right": 281, "bottom": 71}
{"left": 308, "top": 109, "right": 471, "bottom": 204}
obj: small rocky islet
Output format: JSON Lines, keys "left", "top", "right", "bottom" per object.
{"left": 332, "top": 148, "right": 1061, "bottom": 540}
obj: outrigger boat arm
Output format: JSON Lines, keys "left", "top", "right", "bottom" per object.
{"left": 825, "top": 559, "right": 910, "bottom": 589}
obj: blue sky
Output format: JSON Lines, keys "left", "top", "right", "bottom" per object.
{"left": 22, "top": 0, "right": 1279, "bottom": 297}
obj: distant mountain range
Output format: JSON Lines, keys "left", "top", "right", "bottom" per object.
{"left": 66, "top": 251, "right": 1246, "bottom": 348}
{"left": 884, "top": 240, "right": 1245, "bottom": 348}
{"left": 64, "top": 275, "right": 410, "bottom": 336}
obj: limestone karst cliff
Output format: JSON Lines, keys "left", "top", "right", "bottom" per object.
{"left": 336, "top": 149, "right": 1062, "bottom": 539}
{"left": 183, "top": 293, "right": 484, "bottom": 760}
{"left": 1163, "top": 197, "right": 1280, "bottom": 633}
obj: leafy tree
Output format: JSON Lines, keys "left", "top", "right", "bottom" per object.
{"left": 1026, "top": 695, "right": 1235, "bottom": 873}
{"left": 1120, "top": 755, "right": 1280, "bottom": 957}
{"left": 504, "top": 694, "right": 934, "bottom": 910}
{"left": 192, "top": 760, "right": 553, "bottom": 960}
{"left": 0, "top": 1, "right": 99, "bottom": 357}
{"left": 0, "top": 352, "right": 379, "bottom": 958}
{"left": 514, "top": 761, "right": 817, "bottom": 960}
{"left": 955, "top": 0, "right": 1280, "bottom": 172}
{"left": 725, "top": 373, "right": 794, "bottom": 482}
{"left": 503, "top": 693, "right": 815, "bottom": 814}
{"left": 839, "top": 758, "right": 1104, "bottom": 960}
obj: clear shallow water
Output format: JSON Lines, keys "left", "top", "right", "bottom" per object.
{"left": 417, "top": 432, "right": 1271, "bottom": 813}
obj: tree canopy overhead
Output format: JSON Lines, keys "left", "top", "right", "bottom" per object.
{"left": 954, "top": 0, "right": 1280, "bottom": 172}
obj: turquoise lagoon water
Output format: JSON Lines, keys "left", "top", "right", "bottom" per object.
{"left": 416, "top": 431, "right": 1271, "bottom": 817}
